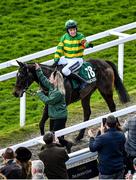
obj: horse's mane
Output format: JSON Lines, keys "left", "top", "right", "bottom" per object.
{"left": 40, "top": 64, "right": 55, "bottom": 71}
{"left": 26, "top": 63, "right": 54, "bottom": 71}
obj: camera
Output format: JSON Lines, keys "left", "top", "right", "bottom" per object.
{"left": 102, "top": 118, "right": 107, "bottom": 126}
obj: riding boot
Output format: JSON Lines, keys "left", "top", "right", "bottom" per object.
{"left": 68, "top": 73, "right": 96, "bottom": 99}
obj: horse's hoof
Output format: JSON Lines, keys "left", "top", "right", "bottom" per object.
{"left": 75, "top": 136, "right": 82, "bottom": 143}
{"left": 66, "top": 142, "right": 73, "bottom": 153}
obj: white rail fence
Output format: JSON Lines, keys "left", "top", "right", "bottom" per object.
{"left": 0, "top": 22, "right": 136, "bottom": 127}
{"left": 0, "top": 104, "right": 136, "bottom": 157}
{"left": 0, "top": 22, "right": 136, "bottom": 80}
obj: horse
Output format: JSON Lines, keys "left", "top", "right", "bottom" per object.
{"left": 13, "top": 58, "right": 129, "bottom": 141}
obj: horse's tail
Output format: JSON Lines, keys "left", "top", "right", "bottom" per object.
{"left": 106, "top": 61, "right": 130, "bottom": 103}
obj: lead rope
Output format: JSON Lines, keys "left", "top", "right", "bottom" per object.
{"left": 25, "top": 89, "right": 37, "bottom": 96}
{"left": 24, "top": 81, "right": 41, "bottom": 96}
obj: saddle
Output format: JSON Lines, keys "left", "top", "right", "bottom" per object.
{"left": 46, "top": 60, "right": 96, "bottom": 85}
{"left": 47, "top": 60, "right": 97, "bottom": 98}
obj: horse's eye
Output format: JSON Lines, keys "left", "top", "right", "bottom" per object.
{"left": 17, "top": 72, "right": 20, "bottom": 76}
{"left": 17, "top": 72, "right": 24, "bottom": 78}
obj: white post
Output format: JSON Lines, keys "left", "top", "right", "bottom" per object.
{"left": 118, "top": 37, "right": 124, "bottom": 80}
{"left": 20, "top": 92, "right": 26, "bottom": 127}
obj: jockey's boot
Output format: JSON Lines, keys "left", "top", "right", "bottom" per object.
{"left": 68, "top": 73, "right": 97, "bottom": 99}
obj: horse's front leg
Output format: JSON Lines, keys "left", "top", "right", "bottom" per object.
{"left": 75, "top": 95, "right": 91, "bottom": 141}
{"left": 39, "top": 105, "right": 49, "bottom": 135}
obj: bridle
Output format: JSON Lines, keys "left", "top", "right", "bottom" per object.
{"left": 17, "top": 63, "right": 57, "bottom": 96}
{"left": 25, "top": 89, "right": 37, "bottom": 96}
{"left": 18, "top": 65, "right": 38, "bottom": 96}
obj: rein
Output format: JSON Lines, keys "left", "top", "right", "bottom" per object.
{"left": 21, "top": 64, "right": 38, "bottom": 96}
{"left": 25, "top": 89, "right": 37, "bottom": 96}
{"left": 23, "top": 77, "right": 40, "bottom": 96}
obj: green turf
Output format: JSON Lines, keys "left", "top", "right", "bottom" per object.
{"left": 0, "top": 0, "right": 136, "bottom": 145}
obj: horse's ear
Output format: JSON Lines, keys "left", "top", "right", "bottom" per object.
{"left": 16, "top": 60, "right": 25, "bottom": 67}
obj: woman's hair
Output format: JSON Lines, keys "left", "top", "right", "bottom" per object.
{"left": 21, "top": 161, "right": 32, "bottom": 179}
{"left": 15, "top": 147, "right": 32, "bottom": 179}
{"left": 52, "top": 71, "right": 65, "bottom": 95}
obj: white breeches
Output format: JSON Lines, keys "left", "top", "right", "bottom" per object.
{"left": 58, "top": 57, "right": 83, "bottom": 76}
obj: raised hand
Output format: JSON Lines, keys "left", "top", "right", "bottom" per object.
{"left": 35, "top": 63, "right": 41, "bottom": 70}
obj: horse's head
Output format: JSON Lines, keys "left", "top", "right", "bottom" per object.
{"left": 13, "top": 61, "right": 35, "bottom": 97}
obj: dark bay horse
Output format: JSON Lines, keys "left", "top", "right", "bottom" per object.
{"left": 13, "top": 58, "right": 129, "bottom": 141}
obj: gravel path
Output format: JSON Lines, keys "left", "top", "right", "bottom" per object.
{"left": 0, "top": 100, "right": 135, "bottom": 163}
{"left": 29, "top": 111, "right": 136, "bottom": 160}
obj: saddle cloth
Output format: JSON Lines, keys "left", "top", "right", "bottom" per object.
{"left": 72, "top": 61, "right": 96, "bottom": 89}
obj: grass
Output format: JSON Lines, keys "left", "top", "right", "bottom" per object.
{"left": 0, "top": 0, "right": 136, "bottom": 147}
{"left": 0, "top": 90, "right": 136, "bottom": 148}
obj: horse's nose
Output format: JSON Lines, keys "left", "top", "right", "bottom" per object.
{"left": 12, "top": 91, "right": 19, "bottom": 97}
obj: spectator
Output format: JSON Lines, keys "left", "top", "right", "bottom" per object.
{"left": 38, "top": 131, "right": 69, "bottom": 179}
{"left": 53, "top": 19, "right": 93, "bottom": 88}
{"left": 133, "top": 158, "right": 136, "bottom": 179}
{"left": 122, "top": 115, "right": 136, "bottom": 173}
{"left": 35, "top": 63, "right": 73, "bottom": 153}
{"left": 96, "top": 117, "right": 122, "bottom": 136}
{"left": 88, "top": 115, "right": 126, "bottom": 179}
{"left": 125, "top": 158, "right": 136, "bottom": 180}
{"left": 15, "top": 147, "right": 32, "bottom": 179}
{"left": 31, "top": 160, "right": 46, "bottom": 179}
{"left": 0, "top": 148, "right": 22, "bottom": 179}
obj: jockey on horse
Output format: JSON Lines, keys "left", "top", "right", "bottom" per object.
{"left": 53, "top": 19, "right": 94, "bottom": 90}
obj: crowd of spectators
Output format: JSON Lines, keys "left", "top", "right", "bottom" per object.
{"left": 0, "top": 147, "right": 22, "bottom": 179}
{"left": 0, "top": 131, "right": 69, "bottom": 179}
{"left": 0, "top": 114, "right": 135, "bottom": 179}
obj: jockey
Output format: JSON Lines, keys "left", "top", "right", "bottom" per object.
{"left": 53, "top": 19, "right": 93, "bottom": 87}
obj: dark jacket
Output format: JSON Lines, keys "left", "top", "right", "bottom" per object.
{"left": 0, "top": 159, "right": 22, "bottom": 179}
{"left": 89, "top": 128, "right": 126, "bottom": 175}
{"left": 36, "top": 68, "right": 67, "bottom": 120}
{"left": 122, "top": 116, "right": 136, "bottom": 156}
{"left": 38, "top": 143, "right": 69, "bottom": 179}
